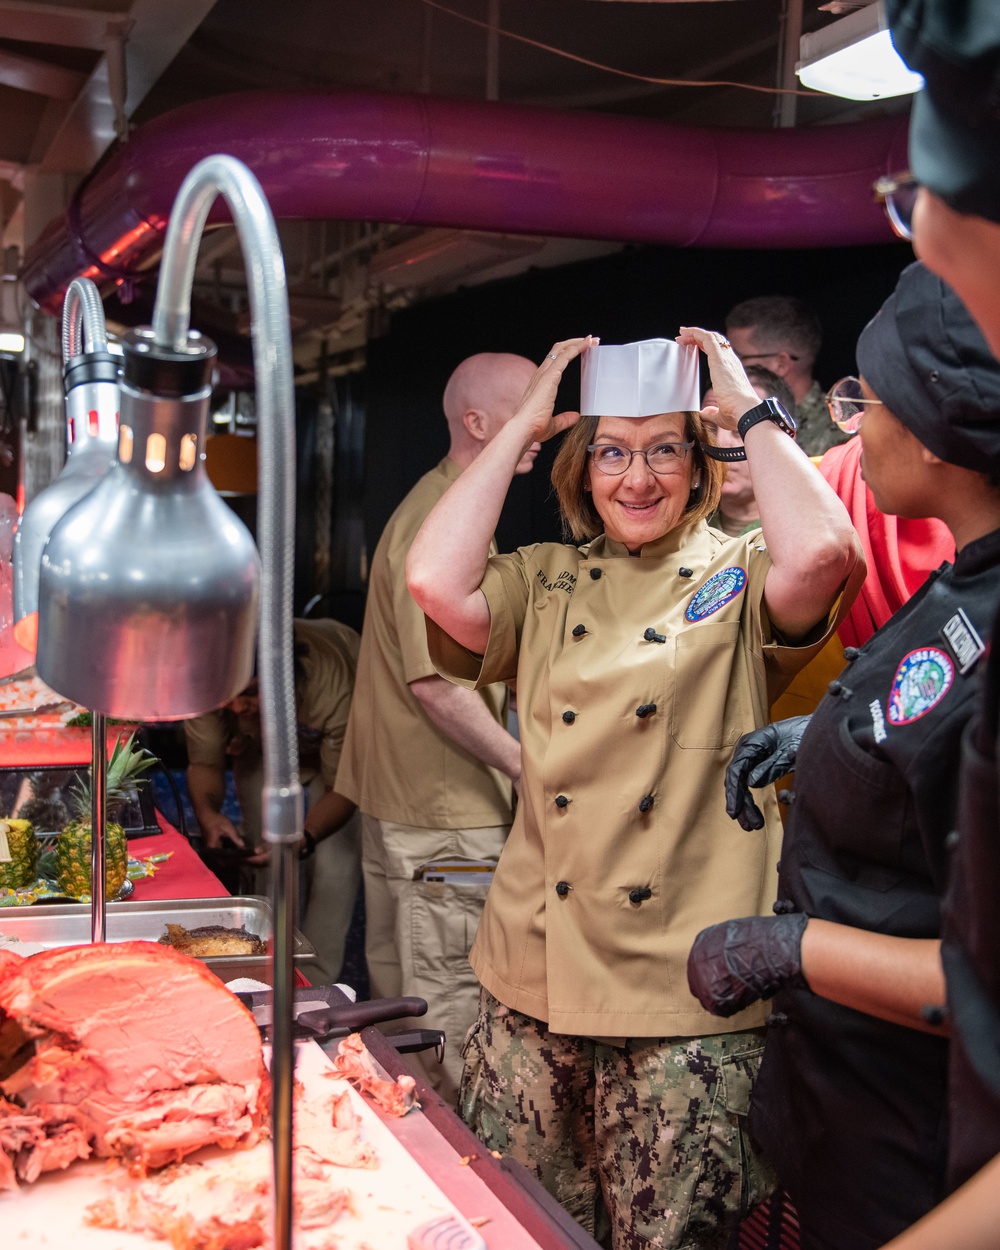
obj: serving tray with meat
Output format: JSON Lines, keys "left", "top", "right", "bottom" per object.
{"left": 0, "top": 943, "right": 489, "bottom": 1249}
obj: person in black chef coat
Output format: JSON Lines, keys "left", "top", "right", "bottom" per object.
{"left": 687, "top": 259, "right": 1000, "bottom": 1250}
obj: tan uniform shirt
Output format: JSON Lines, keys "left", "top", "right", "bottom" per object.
{"left": 429, "top": 520, "right": 863, "bottom": 1040}
{"left": 184, "top": 617, "right": 360, "bottom": 788}
{"left": 336, "top": 458, "right": 513, "bottom": 829}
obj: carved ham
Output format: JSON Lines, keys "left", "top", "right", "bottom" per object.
{"left": 86, "top": 1144, "right": 355, "bottom": 1248}
{"left": 84, "top": 1081, "right": 371, "bottom": 1248}
{"left": 328, "top": 1033, "right": 418, "bottom": 1116}
{"left": 0, "top": 948, "right": 24, "bottom": 980}
{"left": 0, "top": 940, "right": 267, "bottom": 1186}
{"left": 294, "top": 1084, "right": 378, "bottom": 1169}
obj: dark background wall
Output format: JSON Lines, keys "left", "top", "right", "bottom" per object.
{"left": 322, "top": 237, "right": 914, "bottom": 618}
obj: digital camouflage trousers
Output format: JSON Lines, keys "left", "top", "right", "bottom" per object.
{"left": 459, "top": 989, "right": 776, "bottom": 1250}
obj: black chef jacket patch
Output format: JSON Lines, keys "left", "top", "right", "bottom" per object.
{"left": 887, "top": 647, "right": 955, "bottom": 726}
{"left": 940, "top": 608, "right": 985, "bottom": 675}
{"left": 684, "top": 566, "right": 747, "bottom": 622}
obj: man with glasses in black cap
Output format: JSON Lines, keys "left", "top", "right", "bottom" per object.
{"left": 860, "top": 6, "right": 1000, "bottom": 1248}
{"left": 885, "top": 1, "right": 1000, "bottom": 363}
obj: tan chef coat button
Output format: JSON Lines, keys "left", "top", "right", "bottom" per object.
{"left": 590, "top": 567, "right": 602, "bottom": 580}
{"left": 555, "top": 881, "right": 571, "bottom": 897}
{"left": 555, "top": 794, "right": 570, "bottom": 808}
{"left": 638, "top": 794, "right": 654, "bottom": 813}
{"left": 678, "top": 567, "right": 693, "bottom": 578}
{"left": 635, "top": 704, "right": 657, "bottom": 718}
{"left": 572, "top": 624, "right": 587, "bottom": 637}
{"left": 628, "top": 886, "right": 652, "bottom": 904}
{"left": 643, "top": 627, "right": 666, "bottom": 644}
{"left": 562, "top": 710, "right": 576, "bottom": 724}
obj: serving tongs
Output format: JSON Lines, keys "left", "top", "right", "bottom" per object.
{"left": 238, "top": 984, "right": 434, "bottom": 1047}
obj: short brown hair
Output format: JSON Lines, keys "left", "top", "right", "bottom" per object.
{"left": 551, "top": 413, "right": 724, "bottom": 543}
{"left": 725, "top": 296, "right": 821, "bottom": 367}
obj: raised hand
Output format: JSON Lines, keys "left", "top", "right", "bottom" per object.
{"left": 511, "top": 335, "right": 598, "bottom": 446}
{"left": 677, "top": 326, "right": 760, "bottom": 430}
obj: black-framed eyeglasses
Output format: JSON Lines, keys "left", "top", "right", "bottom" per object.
{"left": 825, "top": 376, "right": 881, "bottom": 433}
{"left": 587, "top": 440, "right": 694, "bottom": 476}
{"left": 736, "top": 350, "right": 799, "bottom": 363}
{"left": 874, "top": 170, "right": 919, "bottom": 241}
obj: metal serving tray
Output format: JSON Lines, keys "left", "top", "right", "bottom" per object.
{"left": 0, "top": 896, "right": 314, "bottom": 986}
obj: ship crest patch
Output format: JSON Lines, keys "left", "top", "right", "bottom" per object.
{"left": 685, "top": 566, "right": 747, "bottom": 622}
{"left": 887, "top": 647, "right": 954, "bottom": 726}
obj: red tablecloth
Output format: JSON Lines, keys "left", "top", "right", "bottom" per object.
{"left": 129, "top": 813, "right": 228, "bottom": 901}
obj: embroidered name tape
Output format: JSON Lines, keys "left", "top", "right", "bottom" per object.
{"left": 685, "top": 567, "right": 747, "bottom": 622}
{"left": 940, "top": 608, "right": 985, "bottom": 675}
{"left": 887, "top": 647, "right": 955, "bottom": 726}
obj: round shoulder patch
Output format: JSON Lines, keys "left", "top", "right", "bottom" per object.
{"left": 887, "top": 647, "right": 955, "bottom": 726}
{"left": 685, "top": 566, "right": 747, "bottom": 623}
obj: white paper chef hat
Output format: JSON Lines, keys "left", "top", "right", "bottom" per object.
{"left": 580, "top": 338, "right": 701, "bottom": 418}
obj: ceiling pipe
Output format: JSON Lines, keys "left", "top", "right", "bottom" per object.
{"left": 22, "top": 89, "right": 909, "bottom": 315}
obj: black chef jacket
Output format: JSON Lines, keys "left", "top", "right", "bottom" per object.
{"left": 750, "top": 527, "right": 1000, "bottom": 1250}
{"left": 941, "top": 603, "right": 1000, "bottom": 1192}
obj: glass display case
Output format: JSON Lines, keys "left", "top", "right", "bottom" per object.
{"left": 0, "top": 764, "right": 160, "bottom": 838}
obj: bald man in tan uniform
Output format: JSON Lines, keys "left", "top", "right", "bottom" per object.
{"left": 335, "top": 352, "right": 537, "bottom": 1103}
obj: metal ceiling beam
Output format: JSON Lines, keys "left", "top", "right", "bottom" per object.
{"left": 0, "top": 46, "right": 87, "bottom": 99}
{"left": 39, "top": 0, "right": 219, "bottom": 175}
{"left": 0, "top": 2, "right": 124, "bottom": 51}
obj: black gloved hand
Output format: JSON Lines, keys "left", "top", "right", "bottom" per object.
{"left": 724, "top": 715, "right": 812, "bottom": 831}
{"left": 687, "top": 912, "right": 809, "bottom": 1017}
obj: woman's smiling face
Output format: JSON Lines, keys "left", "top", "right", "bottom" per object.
{"left": 586, "top": 412, "right": 696, "bottom": 552}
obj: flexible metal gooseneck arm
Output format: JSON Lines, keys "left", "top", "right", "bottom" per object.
{"left": 62, "top": 277, "right": 112, "bottom": 944}
{"left": 152, "top": 155, "right": 302, "bottom": 1250}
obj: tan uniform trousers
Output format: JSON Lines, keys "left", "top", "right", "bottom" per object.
{"left": 236, "top": 765, "right": 362, "bottom": 986}
{"left": 361, "top": 814, "right": 508, "bottom": 1106}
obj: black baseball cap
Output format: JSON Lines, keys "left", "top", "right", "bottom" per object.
{"left": 889, "top": 0, "right": 1000, "bottom": 224}
{"left": 856, "top": 261, "right": 1000, "bottom": 473}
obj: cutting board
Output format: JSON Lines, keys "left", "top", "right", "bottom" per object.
{"left": 1, "top": 1040, "right": 488, "bottom": 1250}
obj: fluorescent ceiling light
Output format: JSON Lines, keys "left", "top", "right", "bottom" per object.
{"left": 797, "top": 0, "right": 924, "bottom": 101}
{"left": 0, "top": 332, "right": 24, "bottom": 352}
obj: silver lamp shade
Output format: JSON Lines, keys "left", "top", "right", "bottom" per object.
{"left": 13, "top": 299, "right": 121, "bottom": 651}
{"left": 36, "top": 326, "right": 260, "bottom": 719}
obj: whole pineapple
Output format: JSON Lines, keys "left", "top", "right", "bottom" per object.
{"left": 56, "top": 733, "right": 155, "bottom": 898}
{"left": 0, "top": 818, "right": 38, "bottom": 890}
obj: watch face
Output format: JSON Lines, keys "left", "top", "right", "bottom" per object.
{"left": 768, "top": 398, "right": 797, "bottom": 432}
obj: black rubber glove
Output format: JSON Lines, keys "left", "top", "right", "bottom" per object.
{"left": 724, "top": 715, "right": 812, "bottom": 831}
{"left": 687, "top": 912, "right": 810, "bottom": 1017}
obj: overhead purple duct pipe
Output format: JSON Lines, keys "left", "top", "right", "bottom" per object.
{"left": 23, "top": 90, "right": 910, "bottom": 314}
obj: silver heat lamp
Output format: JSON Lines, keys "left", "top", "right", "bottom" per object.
{"left": 35, "top": 154, "right": 302, "bottom": 1250}
{"left": 13, "top": 278, "right": 123, "bottom": 942}
{"left": 35, "top": 319, "right": 260, "bottom": 717}
{"left": 12, "top": 278, "right": 119, "bottom": 653}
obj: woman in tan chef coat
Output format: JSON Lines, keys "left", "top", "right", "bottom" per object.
{"left": 406, "top": 331, "right": 863, "bottom": 1250}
